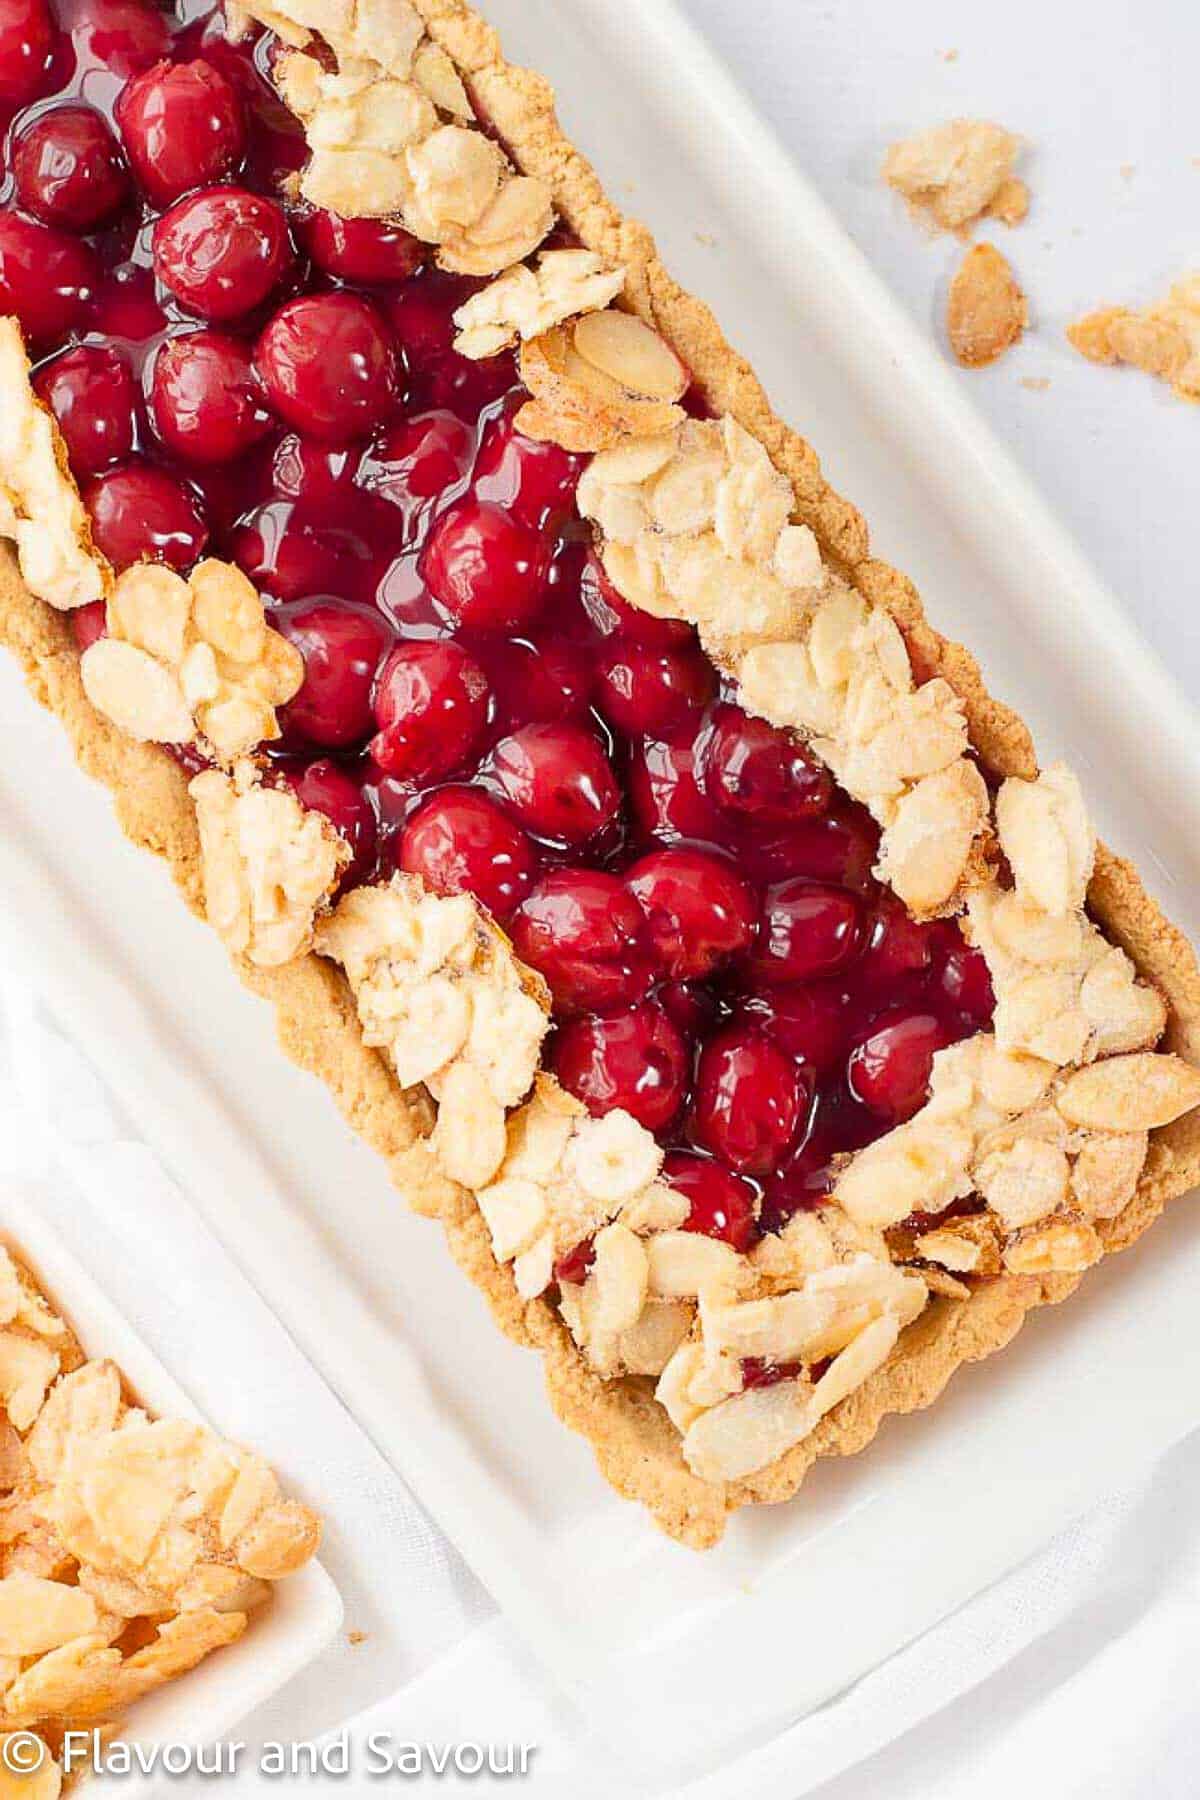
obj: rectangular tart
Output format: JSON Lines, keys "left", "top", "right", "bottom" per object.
{"left": 1, "top": 0, "right": 1199, "bottom": 1550}
{"left": 0, "top": 1239, "right": 320, "bottom": 1786}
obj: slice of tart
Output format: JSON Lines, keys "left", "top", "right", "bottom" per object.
{"left": 0, "top": 1240, "right": 320, "bottom": 1787}
{"left": 0, "top": 0, "right": 1198, "bottom": 1549}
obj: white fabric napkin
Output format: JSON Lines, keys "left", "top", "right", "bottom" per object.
{"left": 2, "top": 966, "right": 1196, "bottom": 1799}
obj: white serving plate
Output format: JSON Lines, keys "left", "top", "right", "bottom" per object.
{"left": 0, "top": 1182, "right": 343, "bottom": 1765}
{"left": 4, "top": 0, "right": 1200, "bottom": 1783}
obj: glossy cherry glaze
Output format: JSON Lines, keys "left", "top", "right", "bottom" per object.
{"left": 3, "top": 0, "right": 995, "bottom": 1245}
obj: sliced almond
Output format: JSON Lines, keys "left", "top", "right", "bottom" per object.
{"left": 80, "top": 640, "right": 194, "bottom": 744}
{"left": 1056, "top": 1053, "right": 1200, "bottom": 1132}
{"left": 568, "top": 1110, "right": 661, "bottom": 1204}
{"left": 681, "top": 1378, "right": 816, "bottom": 1483}
{"left": 582, "top": 1224, "right": 648, "bottom": 1337}
{"left": 1003, "top": 1216, "right": 1102, "bottom": 1274}
{"left": 811, "top": 1312, "right": 900, "bottom": 1420}
{"left": 475, "top": 1177, "right": 547, "bottom": 1263}
{"left": 431, "top": 1062, "right": 507, "bottom": 1188}
{"left": 646, "top": 1232, "right": 745, "bottom": 1300}
{"left": 571, "top": 310, "right": 688, "bottom": 401}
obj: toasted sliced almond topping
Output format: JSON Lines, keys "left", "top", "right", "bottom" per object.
{"left": 646, "top": 1232, "right": 746, "bottom": 1300}
{"left": 572, "top": 309, "right": 688, "bottom": 401}
{"left": 1003, "top": 1215, "right": 1102, "bottom": 1275}
{"left": 682, "top": 1377, "right": 816, "bottom": 1483}
{"left": 1056, "top": 1054, "right": 1200, "bottom": 1131}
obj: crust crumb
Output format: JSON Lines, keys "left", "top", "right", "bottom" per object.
{"left": 1068, "top": 277, "right": 1200, "bottom": 401}
{"left": 947, "top": 243, "right": 1028, "bottom": 368}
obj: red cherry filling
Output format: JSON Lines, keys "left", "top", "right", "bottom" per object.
{"left": 275, "top": 602, "right": 391, "bottom": 749}
{"left": 627, "top": 722, "right": 724, "bottom": 844}
{"left": 664, "top": 1152, "right": 758, "bottom": 1252}
{"left": 580, "top": 551, "right": 694, "bottom": 648}
{"left": 552, "top": 1001, "right": 689, "bottom": 1133}
{"left": 298, "top": 209, "right": 424, "bottom": 285}
{"left": 692, "top": 1025, "right": 810, "bottom": 1176}
{"left": 269, "top": 436, "right": 363, "bottom": 505}
{"left": 488, "top": 722, "right": 621, "bottom": 847}
{"left": 68, "top": 0, "right": 169, "bottom": 76}
{"left": 12, "top": 105, "right": 129, "bottom": 230}
{"left": 847, "top": 1008, "right": 950, "bottom": 1125}
{"left": 751, "top": 880, "right": 866, "bottom": 984}
{"left": 9, "top": 17, "right": 998, "bottom": 1225}
{"left": 737, "top": 982, "right": 847, "bottom": 1077}
{"left": 554, "top": 1237, "right": 596, "bottom": 1286}
{"left": 153, "top": 186, "right": 291, "bottom": 321}
{"left": 84, "top": 461, "right": 208, "bottom": 571}
{"left": 626, "top": 847, "right": 756, "bottom": 979}
{"left": 478, "top": 637, "right": 593, "bottom": 731}
{"left": 71, "top": 599, "right": 108, "bottom": 654}
{"left": 702, "top": 704, "right": 832, "bottom": 821}
{"left": 34, "top": 345, "right": 137, "bottom": 477}
{"left": 0, "top": 212, "right": 97, "bottom": 347}
{"left": 509, "top": 870, "right": 654, "bottom": 1015}
{"left": 371, "top": 640, "right": 489, "bottom": 780}
{"left": 256, "top": 293, "right": 398, "bottom": 443}
{"left": 0, "top": 0, "right": 54, "bottom": 105}
{"left": 399, "top": 786, "right": 536, "bottom": 918}
{"left": 741, "top": 1357, "right": 803, "bottom": 1390}
{"left": 115, "top": 57, "right": 245, "bottom": 206}
{"left": 280, "top": 759, "right": 377, "bottom": 888}
{"left": 361, "top": 412, "right": 474, "bottom": 537}
{"left": 596, "top": 642, "right": 715, "bottom": 737}
{"left": 858, "top": 890, "right": 935, "bottom": 989}
{"left": 473, "top": 408, "right": 584, "bottom": 527}
{"left": 420, "top": 500, "right": 549, "bottom": 632}
{"left": 229, "top": 492, "right": 397, "bottom": 605}
{"left": 150, "top": 331, "right": 272, "bottom": 465}
{"left": 938, "top": 938, "right": 995, "bottom": 1026}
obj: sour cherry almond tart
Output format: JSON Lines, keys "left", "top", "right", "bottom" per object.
{"left": 1, "top": 0, "right": 1199, "bottom": 1547}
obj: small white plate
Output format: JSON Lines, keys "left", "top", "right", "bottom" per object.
{"left": 3, "top": 0, "right": 1200, "bottom": 1785}
{"left": 0, "top": 1182, "right": 343, "bottom": 1760}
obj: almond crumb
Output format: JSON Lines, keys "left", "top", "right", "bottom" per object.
{"left": 947, "top": 243, "right": 1028, "bottom": 367}
{"left": 883, "top": 119, "right": 1026, "bottom": 234}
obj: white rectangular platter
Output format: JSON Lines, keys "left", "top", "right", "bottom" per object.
{"left": 4, "top": 0, "right": 1200, "bottom": 1783}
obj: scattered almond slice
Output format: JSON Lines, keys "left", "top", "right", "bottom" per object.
{"left": 947, "top": 243, "right": 1028, "bottom": 368}
{"left": 883, "top": 119, "right": 1027, "bottom": 235}
{"left": 1068, "top": 276, "right": 1200, "bottom": 402}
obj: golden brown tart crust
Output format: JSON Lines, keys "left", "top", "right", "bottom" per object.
{"left": 2, "top": 0, "right": 1199, "bottom": 1547}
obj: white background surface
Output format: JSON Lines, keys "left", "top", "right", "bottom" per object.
{"left": 676, "top": 0, "right": 1199, "bottom": 700}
